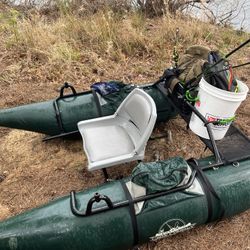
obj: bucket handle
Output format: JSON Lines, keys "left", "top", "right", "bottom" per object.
{"left": 70, "top": 191, "right": 114, "bottom": 217}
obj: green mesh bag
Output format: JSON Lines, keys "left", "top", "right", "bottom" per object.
{"left": 131, "top": 157, "right": 189, "bottom": 194}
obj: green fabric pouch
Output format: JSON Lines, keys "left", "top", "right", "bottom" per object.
{"left": 131, "top": 157, "right": 189, "bottom": 194}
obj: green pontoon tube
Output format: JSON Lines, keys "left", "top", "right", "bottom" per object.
{"left": 0, "top": 156, "right": 250, "bottom": 250}
{"left": 0, "top": 82, "right": 177, "bottom": 139}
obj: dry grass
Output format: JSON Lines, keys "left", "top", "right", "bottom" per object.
{"left": 0, "top": 6, "right": 248, "bottom": 96}
{"left": 0, "top": 4, "right": 250, "bottom": 250}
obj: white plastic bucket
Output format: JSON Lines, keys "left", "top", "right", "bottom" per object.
{"left": 189, "top": 77, "right": 249, "bottom": 140}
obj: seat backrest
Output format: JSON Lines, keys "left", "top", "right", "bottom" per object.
{"left": 116, "top": 88, "right": 157, "bottom": 153}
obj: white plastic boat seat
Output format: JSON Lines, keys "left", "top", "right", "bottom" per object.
{"left": 78, "top": 88, "right": 157, "bottom": 171}
{"left": 119, "top": 93, "right": 152, "bottom": 132}
{"left": 116, "top": 89, "right": 157, "bottom": 153}
{"left": 81, "top": 124, "right": 134, "bottom": 162}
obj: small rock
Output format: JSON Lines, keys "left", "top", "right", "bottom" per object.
{"left": 0, "top": 174, "right": 6, "bottom": 183}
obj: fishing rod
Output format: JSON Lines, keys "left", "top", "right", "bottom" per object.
{"left": 205, "top": 61, "right": 250, "bottom": 75}
{"left": 205, "top": 38, "right": 250, "bottom": 73}
{"left": 182, "top": 38, "right": 250, "bottom": 90}
{"left": 154, "top": 38, "right": 250, "bottom": 87}
{"left": 172, "top": 28, "right": 180, "bottom": 69}
{"left": 192, "top": 38, "right": 250, "bottom": 83}
{"left": 232, "top": 61, "right": 250, "bottom": 69}
{"left": 224, "top": 38, "right": 250, "bottom": 58}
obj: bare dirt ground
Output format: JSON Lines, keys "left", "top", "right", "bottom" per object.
{"left": 0, "top": 50, "right": 249, "bottom": 249}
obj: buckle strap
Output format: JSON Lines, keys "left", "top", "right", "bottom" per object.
{"left": 120, "top": 180, "right": 139, "bottom": 246}
{"left": 188, "top": 159, "right": 225, "bottom": 223}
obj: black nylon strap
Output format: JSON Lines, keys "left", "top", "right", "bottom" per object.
{"left": 188, "top": 159, "right": 225, "bottom": 223}
{"left": 91, "top": 89, "right": 103, "bottom": 117}
{"left": 120, "top": 180, "right": 139, "bottom": 246}
{"left": 53, "top": 99, "right": 65, "bottom": 133}
{"left": 195, "top": 172, "right": 213, "bottom": 223}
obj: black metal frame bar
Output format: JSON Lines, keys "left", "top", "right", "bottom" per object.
{"left": 70, "top": 149, "right": 246, "bottom": 217}
{"left": 156, "top": 82, "right": 223, "bottom": 164}
{"left": 70, "top": 168, "right": 197, "bottom": 217}
{"left": 184, "top": 101, "right": 222, "bottom": 164}
{"left": 43, "top": 130, "right": 79, "bottom": 141}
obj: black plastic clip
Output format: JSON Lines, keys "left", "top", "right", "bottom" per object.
{"left": 59, "top": 82, "right": 77, "bottom": 98}
{"left": 70, "top": 191, "right": 114, "bottom": 217}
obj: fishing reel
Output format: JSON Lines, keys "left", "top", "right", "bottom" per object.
{"left": 160, "top": 68, "right": 196, "bottom": 116}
